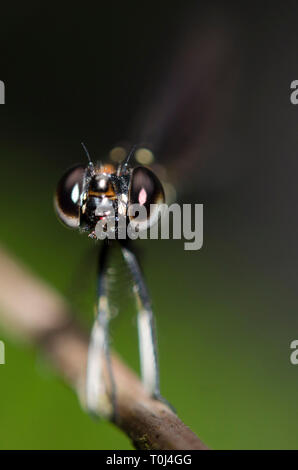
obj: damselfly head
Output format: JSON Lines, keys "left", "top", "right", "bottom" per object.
{"left": 54, "top": 146, "right": 165, "bottom": 239}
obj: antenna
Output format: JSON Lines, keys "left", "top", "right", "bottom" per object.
{"left": 120, "top": 144, "right": 137, "bottom": 174}
{"left": 81, "top": 142, "right": 93, "bottom": 166}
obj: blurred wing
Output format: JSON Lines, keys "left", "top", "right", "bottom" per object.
{"left": 131, "top": 20, "right": 237, "bottom": 195}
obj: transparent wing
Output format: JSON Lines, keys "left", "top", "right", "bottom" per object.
{"left": 129, "top": 14, "right": 238, "bottom": 195}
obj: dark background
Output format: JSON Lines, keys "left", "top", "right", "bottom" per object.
{"left": 0, "top": 1, "right": 298, "bottom": 449}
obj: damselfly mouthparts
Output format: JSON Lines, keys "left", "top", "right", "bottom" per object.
{"left": 54, "top": 145, "right": 168, "bottom": 418}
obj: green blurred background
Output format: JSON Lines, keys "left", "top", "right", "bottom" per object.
{"left": 1, "top": 1, "right": 298, "bottom": 449}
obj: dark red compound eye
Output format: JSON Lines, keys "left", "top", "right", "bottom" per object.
{"left": 128, "top": 166, "right": 165, "bottom": 230}
{"left": 54, "top": 164, "right": 86, "bottom": 228}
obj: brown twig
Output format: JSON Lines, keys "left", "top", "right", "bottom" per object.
{"left": 0, "top": 245, "right": 208, "bottom": 450}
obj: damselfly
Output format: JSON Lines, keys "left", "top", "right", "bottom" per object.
{"left": 54, "top": 14, "right": 234, "bottom": 418}
{"left": 54, "top": 144, "right": 168, "bottom": 417}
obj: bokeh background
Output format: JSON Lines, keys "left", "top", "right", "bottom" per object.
{"left": 1, "top": 1, "right": 298, "bottom": 449}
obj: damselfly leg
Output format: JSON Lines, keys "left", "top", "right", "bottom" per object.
{"left": 121, "top": 245, "right": 160, "bottom": 398}
{"left": 86, "top": 242, "right": 117, "bottom": 419}
{"left": 122, "top": 244, "right": 173, "bottom": 410}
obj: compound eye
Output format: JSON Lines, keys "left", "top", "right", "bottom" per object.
{"left": 54, "top": 164, "right": 86, "bottom": 228}
{"left": 128, "top": 166, "right": 165, "bottom": 231}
